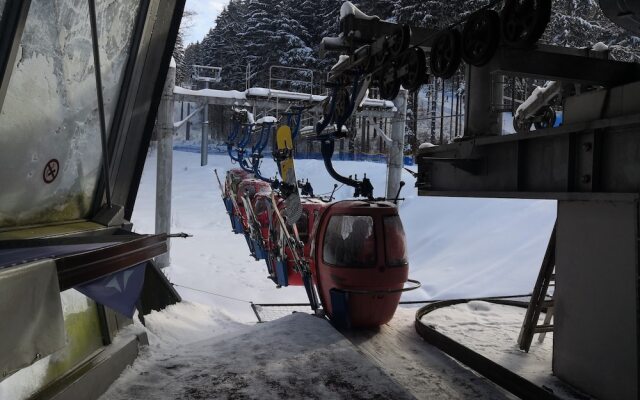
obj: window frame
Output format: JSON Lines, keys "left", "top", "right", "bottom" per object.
{"left": 0, "top": 0, "right": 186, "bottom": 226}
{"left": 383, "top": 215, "right": 409, "bottom": 267}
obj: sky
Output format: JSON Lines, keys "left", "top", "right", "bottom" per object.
{"left": 183, "top": 0, "right": 229, "bottom": 45}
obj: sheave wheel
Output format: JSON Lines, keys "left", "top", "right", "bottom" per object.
{"left": 501, "top": 0, "right": 552, "bottom": 47}
{"left": 401, "top": 47, "right": 427, "bottom": 91}
{"left": 533, "top": 105, "right": 556, "bottom": 129}
{"left": 429, "top": 29, "right": 462, "bottom": 79}
{"left": 462, "top": 9, "right": 501, "bottom": 66}
{"left": 379, "top": 69, "right": 401, "bottom": 100}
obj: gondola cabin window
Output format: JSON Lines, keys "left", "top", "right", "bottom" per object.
{"left": 323, "top": 215, "right": 376, "bottom": 267}
{"left": 383, "top": 215, "right": 408, "bottom": 267}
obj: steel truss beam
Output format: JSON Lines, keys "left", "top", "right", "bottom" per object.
{"left": 416, "top": 113, "right": 640, "bottom": 199}
{"left": 173, "top": 93, "right": 397, "bottom": 119}
{"left": 491, "top": 45, "right": 640, "bottom": 86}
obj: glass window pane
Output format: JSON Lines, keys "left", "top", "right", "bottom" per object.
{"left": 0, "top": 0, "right": 6, "bottom": 20}
{"left": 323, "top": 215, "right": 376, "bottom": 268}
{"left": 0, "top": 0, "right": 139, "bottom": 228}
{"left": 384, "top": 215, "right": 408, "bottom": 267}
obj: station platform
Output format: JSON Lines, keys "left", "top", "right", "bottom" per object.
{"left": 101, "top": 307, "right": 516, "bottom": 399}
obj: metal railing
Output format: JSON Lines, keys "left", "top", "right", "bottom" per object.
{"left": 269, "top": 65, "right": 314, "bottom": 95}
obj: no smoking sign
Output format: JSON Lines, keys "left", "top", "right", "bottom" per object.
{"left": 43, "top": 159, "right": 60, "bottom": 184}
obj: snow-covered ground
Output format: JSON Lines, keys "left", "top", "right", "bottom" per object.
{"left": 101, "top": 312, "right": 416, "bottom": 400}
{"left": 105, "top": 149, "right": 555, "bottom": 399}
{"left": 425, "top": 301, "right": 591, "bottom": 399}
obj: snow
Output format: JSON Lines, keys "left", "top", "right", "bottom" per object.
{"left": 255, "top": 116, "right": 277, "bottom": 124}
{"left": 418, "top": 142, "right": 436, "bottom": 149}
{"left": 320, "top": 35, "right": 347, "bottom": 52}
{"left": 424, "top": 301, "right": 590, "bottom": 399}
{"left": 340, "top": 1, "right": 379, "bottom": 21}
{"left": 173, "top": 86, "right": 247, "bottom": 101}
{"left": 174, "top": 86, "right": 396, "bottom": 111}
{"left": 331, "top": 54, "right": 351, "bottom": 71}
{"left": 101, "top": 312, "right": 414, "bottom": 400}
{"left": 169, "top": 57, "right": 176, "bottom": 69}
{"left": 514, "top": 81, "right": 560, "bottom": 119}
{"left": 592, "top": 42, "right": 609, "bottom": 51}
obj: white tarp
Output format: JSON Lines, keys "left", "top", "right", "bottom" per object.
{"left": 0, "top": 260, "right": 65, "bottom": 381}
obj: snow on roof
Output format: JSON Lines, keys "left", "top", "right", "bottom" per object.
{"left": 515, "top": 81, "right": 558, "bottom": 119}
{"left": 320, "top": 35, "right": 347, "bottom": 52}
{"left": 592, "top": 42, "right": 609, "bottom": 52}
{"left": 246, "top": 87, "right": 325, "bottom": 102}
{"left": 331, "top": 54, "right": 350, "bottom": 71}
{"left": 419, "top": 142, "right": 437, "bottom": 149}
{"left": 255, "top": 116, "right": 277, "bottom": 124}
{"left": 174, "top": 86, "right": 396, "bottom": 110}
{"left": 174, "top": 86, "right": 247, "bottom": 101}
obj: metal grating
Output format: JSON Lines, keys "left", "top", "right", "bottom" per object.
{"left": 251, "top": 303, "right": 314, "bottom": 323}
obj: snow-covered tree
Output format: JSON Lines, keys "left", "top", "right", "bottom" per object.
{"left": 542, "top": 0, "right": 640, "bottom": 62}
{"left": 173, "top": 32, "right": 187, "bottom": 85}
{"left": 186, "top": 0, "right": 639, "bottom": 92}
{"left": 203, "top": 0, "right": 249, "bottom": 89}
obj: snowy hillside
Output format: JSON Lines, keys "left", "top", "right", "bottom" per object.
{"left": 131, "top": 150, "right": 556, "bottom": 322}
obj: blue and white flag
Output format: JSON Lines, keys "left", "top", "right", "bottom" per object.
{"left": 75, "top": 263, "right": 146, "bottom": 318}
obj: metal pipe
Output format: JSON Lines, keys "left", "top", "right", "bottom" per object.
{"left": 439, "top": 79, "right": 445, "bottom": 144}
{"left": 386, "top": 89, "right": 407, "bottom": 200}
{"left": 155, "top": 58, "right": 176, "bottom": 268}
{"left": 454, "top": 74, "right": 460, "bottom": 137}
{"left": 186, "top": 102, "right": 191, "bottom": 140}
{"left": 449, "top": 76, "right": 454, "bottom": 142}
{"left": 201, "top": 102, "right": 208, "bottom": 166}
{"left": 321, "top": 139, "right": 358, "bottom": 187}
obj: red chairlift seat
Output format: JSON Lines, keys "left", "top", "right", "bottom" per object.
{"left": 267, "top": 197, "right": 329, "bottom": 287}
{"left": 225, "top": 168, "right": 253, "bottom": 198}
{"left": 236, "top": 178, "right": 271, "bottom": 230}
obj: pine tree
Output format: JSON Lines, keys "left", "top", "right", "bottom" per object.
{"left": 187, "top": 0, "right": 639, "bottom": 93}
{"left": 173, "top": 32, "right": 187, "bottom": 86}
{"left": 183, "top": 41, "right": 202, "bottom": 87}
{"left": 205, "top": 0, "right": 250, "bottom": 89}
{"left": 541, "top": 0, "right": 640, "bottom": 62}
{"left": 241, "top": 0, "right": 280, "bottom": 87}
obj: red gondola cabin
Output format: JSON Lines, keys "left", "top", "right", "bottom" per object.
{"left": 311, "top": 200, "right": 409, "bottom": 328}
